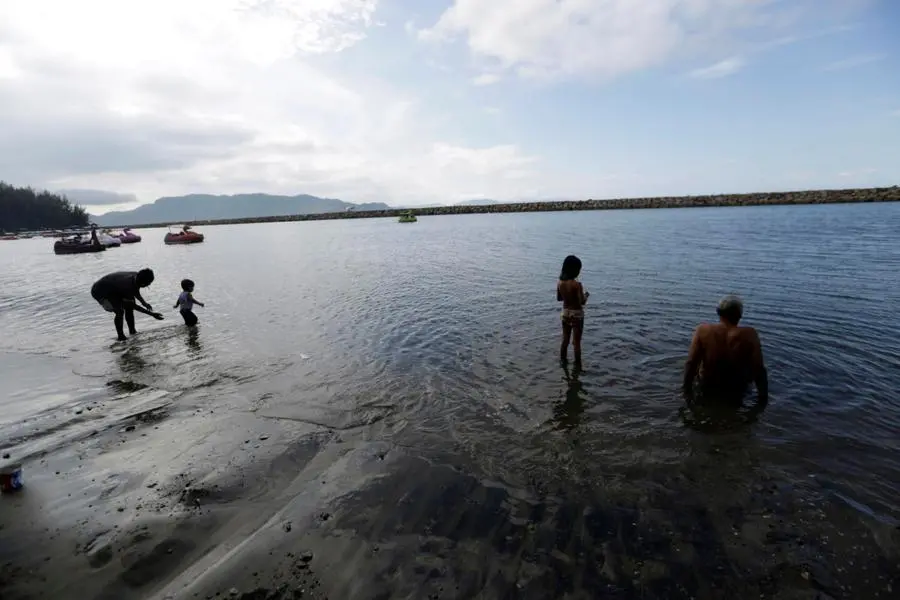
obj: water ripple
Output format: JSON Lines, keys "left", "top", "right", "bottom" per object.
{"left": 2, "top": 205, "right": 900, "bottom": 595}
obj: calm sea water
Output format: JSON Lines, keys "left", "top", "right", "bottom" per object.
{"left": 1, "top": 203, "right": 899, "bottom": 598}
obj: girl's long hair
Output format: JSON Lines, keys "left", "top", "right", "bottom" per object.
{"left": 559, "top": 255, "right": 582, "bottom": 281}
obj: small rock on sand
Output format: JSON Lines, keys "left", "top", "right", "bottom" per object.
{"left": 300, "top": 551, "right": 313, "bottom": 563}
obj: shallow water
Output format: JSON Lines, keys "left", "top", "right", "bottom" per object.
{"left": 1, "top": 204, "right": 900, "bottom": 599}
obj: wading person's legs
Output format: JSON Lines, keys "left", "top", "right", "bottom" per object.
{"left": 113, "top": 308, "right": 126, "bottom": 341}
{"left": 572, "top": 319, "right": 584, "bottom": 366}
{"left": 560, "top": 320, "right": 572, "bottom": 361}
{"left": 124, "top": 305, "right": 137, "bottom": 335}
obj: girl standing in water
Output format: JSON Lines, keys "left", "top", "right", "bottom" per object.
{"left": 557, "top": 255, "right": 589, "bottom": 365}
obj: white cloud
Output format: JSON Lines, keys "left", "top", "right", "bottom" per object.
{"left": 837, "top": 167, "right": 878, "bottom": 178}
{"left": 0, "top": 0, "right": 541, "bottom": 206}
{"left": 472, "top": 73, "right": 501, "bottom": 86}
{"left": 418, "top": 0, "right": 809, "bottom": 82}
{"left": 57, "top": 189, "right": 138, "bottom": 206}
{"left": 822, "top": 54, "right": 886, "bottom": 71}
{"left": 0, "top": 0, "right": 886, "bottom": 209}
{"left": 688, "top": 56, "right": 745, "bottom": 79}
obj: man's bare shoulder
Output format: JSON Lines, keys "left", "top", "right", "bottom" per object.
{"left": 694, "top": 323, "right": 715, "bottom": 335}
{"left": 736, "top": 325, "right": 760, "bottom": 338}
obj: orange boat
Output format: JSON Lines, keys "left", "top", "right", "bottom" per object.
{"left": 164, "top": 224, "right": 204, "bottom": 245}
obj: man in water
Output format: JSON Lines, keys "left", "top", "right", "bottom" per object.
{"left": 683, "top": 295, "right": 768, "bottom": 408}
{"left": 91, "top": 269, "right": 164, "bottom": 341}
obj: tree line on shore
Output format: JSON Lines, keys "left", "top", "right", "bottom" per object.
{"left": 0, "top": 181, "right": 89, "bottom": 232}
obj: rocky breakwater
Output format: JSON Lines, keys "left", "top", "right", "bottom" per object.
{"left": 137, "top": 186, "right": 900, "bottom": 229}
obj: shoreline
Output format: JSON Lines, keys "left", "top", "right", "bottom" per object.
{"left": 109, "top": 185, "right": 899, "bottom": 229}
{"left": 2, "top": 347, "right": 897, "bottom": 600}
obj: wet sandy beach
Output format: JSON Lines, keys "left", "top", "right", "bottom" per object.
{"left": 2, "top": 349, "right": 898, "bottom": 600}
{"left": 2, "top": 207, "right": 900, "bottom": 598}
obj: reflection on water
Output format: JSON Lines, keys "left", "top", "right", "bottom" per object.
{"left": 680, "top": 392, "right": 770, "bottom": 433}
{"left": 186, "top": 327, "right": 201, "bottom": 355}
{"left": 553, "top": 361, "right": 586, "bottom": 430}
{"left": 681, "top": 402, "right": 750, "bottom": 433}
{"left": 117, "top": 344, "right": 148, "bottom": 376}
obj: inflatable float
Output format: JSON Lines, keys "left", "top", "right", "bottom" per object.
{"left": 115, "top": 228, "right": 142, "bottom": 243}
{"left": 98, "top": 231, "right": 121, "bottom": 247}
{"left": 53, "top": 238, "right": 106, "bottom": 255}
{"left": 164, "top": 224, "right": 204, "bottom": 245}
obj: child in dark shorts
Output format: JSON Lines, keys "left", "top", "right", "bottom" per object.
{"left": 174, "top": 279, "right": 205, "bottom": 326}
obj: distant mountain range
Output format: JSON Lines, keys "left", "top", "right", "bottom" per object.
{"left": 92, "top": 193, "right": 391, "bottom": 226}
{"left": 87, "top": 192, "right": 524, "bottom": 226}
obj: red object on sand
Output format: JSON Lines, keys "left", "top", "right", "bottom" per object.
{"left": 0, "top": 464, "right": 23, "bottom": 492}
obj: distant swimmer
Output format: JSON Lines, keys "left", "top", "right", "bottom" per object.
{"left": 91, "top": 269, "right": 164, "bottom": 341}
{"left": 682, "top": 295, "right": 769, "bottom": 408}
{"left": 173, "top": 278, "right": 204, "bottom": 327}
{"left": 557, "top": 255, "right": 590, "bottom": 365}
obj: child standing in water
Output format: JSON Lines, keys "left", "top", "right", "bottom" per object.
{"left": 174, "top": 279, "right": 204, "bottom": 326}
{"left": 557, "top": 255, "right": 589, "bottom": 365}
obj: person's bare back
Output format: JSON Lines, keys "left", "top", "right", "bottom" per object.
{"left": 683, "top": 296, "right": 768, "bottom": 406}
{"left": 557, "top": 279, "right": 587, "bottom": 310}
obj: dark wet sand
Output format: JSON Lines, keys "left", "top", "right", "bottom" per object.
{"left": 2, "top": 385, "right": 898, "bottom": 600}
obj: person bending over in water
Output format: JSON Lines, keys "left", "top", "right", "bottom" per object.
{"left": 174, "top": 278, "right": 204, "bottom": 327}
{"left": 91, "top": 269, "right": 164, "bottom": 341}
{"left": 557, "top": 255, "right": 589, "bottom": 365}
{"left": 683, "top": 295, "right": 768, "bottom": 408}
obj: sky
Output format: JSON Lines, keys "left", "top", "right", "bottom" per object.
{"left": 0, "top": 0, "right": 898, "bottom": 213}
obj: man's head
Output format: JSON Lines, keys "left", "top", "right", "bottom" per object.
{"left": 136, "top": 268, "right": 155, "bottom": 287}
{"left": 716, "top": 294, "right": 743, "bottom": 325}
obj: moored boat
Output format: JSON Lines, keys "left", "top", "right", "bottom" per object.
{"left": 53, "top": 237, "right": 106, "bottom": 255}
{"left": 115, "top": 228, "right": 142, "bottom": 243}
{"left": 164, "top": 224, "right": 204, "bottom": 245}
{"left": 98, "top": 230, "right": 121, "bottom": 247}
{"left": 398, "top": 211, "right": 417, "bottom": 223}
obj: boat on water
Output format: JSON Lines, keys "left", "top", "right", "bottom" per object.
{"left": 97, "top": 230, "right": 121, "bottom": 247}
{"left": 0, "top": 234, "right": 17, "bottom": 241}
{"left": 164, "top": 224, "right": 204, "bottom": 245}
{"left": 398, "top": 211, "right": 417, "bottom": 223}
{"left": 114, "top": 228, "right": 142, "bottom": 243}
{"left": 53, "top": 237, "right": 106, "bottom": 255}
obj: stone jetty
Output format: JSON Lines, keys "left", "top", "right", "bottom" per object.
{"left": 126, "top": 186, "right": 899, "bottom": 229}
